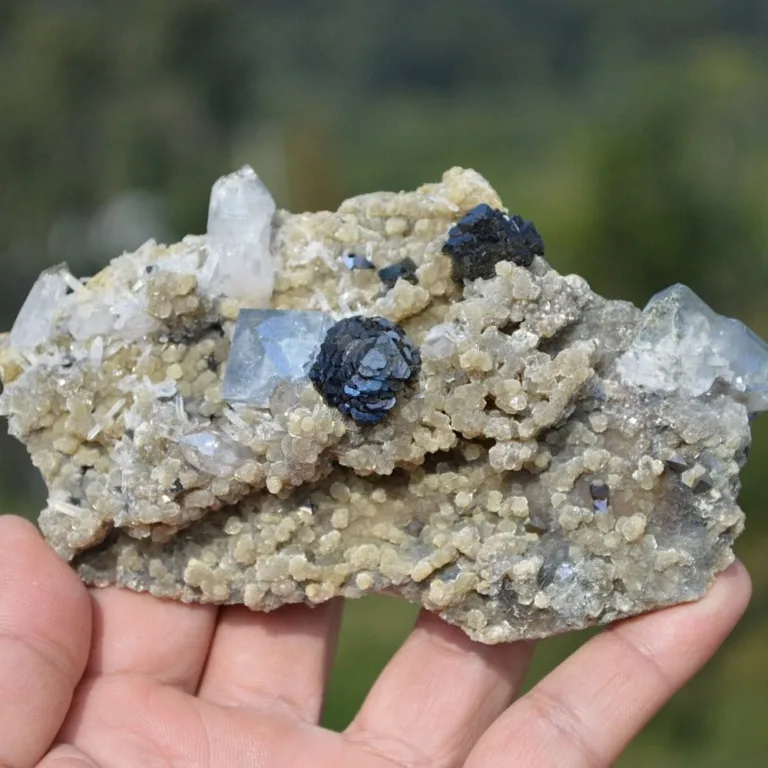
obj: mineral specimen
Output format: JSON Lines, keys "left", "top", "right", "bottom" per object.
{"left": 0, "top": 166, "right": 761, "bottom": 644}
{"left": 443, "top": 203, "right": 545, "bottom": 282}
{"left": 308, "top": 316, "right": 421, "bottom": 425}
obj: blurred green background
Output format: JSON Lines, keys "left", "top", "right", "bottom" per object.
{"left": 1, "top": 1, "right": 767, "bottom": 764}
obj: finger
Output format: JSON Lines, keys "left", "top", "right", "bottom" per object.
{"left": 466, "top": 561, "right": 752, "bottom": 768}
{"left": 0, "top": 516, "right": 91, "bottom": 768}
{"left": 86, "top": 586, "right": 218, "bottom": 693}
{"left": 37, "top": 744, "right": 101, "bottom": 767}
{"left": 345, "top": 610, "right": 536, "bottom": 768}
{"left": 198, "top": 600, "right": 343, "bottom": 723}
{"left": 60, "top": 672, "right": 374, "bottom": 768}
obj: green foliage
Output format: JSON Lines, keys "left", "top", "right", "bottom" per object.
{"left": 1, "top": 2, "right": 767, "bottom": 762}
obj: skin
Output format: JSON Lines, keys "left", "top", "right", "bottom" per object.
{"left": 0, "top": 515, "right": 751, "bottom": 768}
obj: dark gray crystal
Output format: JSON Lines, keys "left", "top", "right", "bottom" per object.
{"left": 308, "top": 315, "right": 420, "bottom": 425}
{"left": 443, "top": 203, "right": 544, "bottom": 283}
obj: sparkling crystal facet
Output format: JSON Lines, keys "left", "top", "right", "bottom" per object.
{"left": 222, "top": 309, "right": 334, "bottom": 407}
{"left": 203, "top": 165, "right": 276, "bottom": 304}
{"left": 618, "top": 283, "right": 768, "bottom": 412}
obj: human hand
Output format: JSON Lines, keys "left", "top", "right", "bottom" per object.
{"left": 0, "top": 515, "right": 751, "bottom": 768}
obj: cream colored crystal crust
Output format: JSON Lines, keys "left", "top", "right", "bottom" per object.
{"left": 0, "top": 168, "right": 748, "bottom": 643}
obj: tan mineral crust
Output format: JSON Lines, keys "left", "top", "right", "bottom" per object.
{"left": 0, "top": 167, "right": 757, "bottom": 643}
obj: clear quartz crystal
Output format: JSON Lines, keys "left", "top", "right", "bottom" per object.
{"left": 618, "top": 283, "right": 768, "bottom": 412}
{"left": 222, "top": 309, "right": 334, "bottom": 407}
{"left": 203, "top": 165, "right": 276, "bottom": 304}
{"left": 11, "top": 265, "right": 69, "bottom": 353}
{"left": 179, "top": 430, "right": 252, "bottom": 477}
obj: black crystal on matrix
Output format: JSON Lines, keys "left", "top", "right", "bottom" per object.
{"left": 378, "top": 257, "right": 419, "bottom": 289}
{"left": 309, "top": 315, "right": 421, "bottom": 425}
{"left": 589, "top": 480, "right": 610, "bottom": 513}
{"left": 342, "top": 252, "right": 375, "bottom": 270}
{"left": 443, "top": 203, "right": 544, "bottom": 283}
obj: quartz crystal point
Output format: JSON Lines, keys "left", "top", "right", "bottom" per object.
{"left": 202, "top": 165, "right": 276, "bottom": 304}
{"left": 10, "top": 265, "right": 69, "bottom": 354}
{"left": 0, "top": 167, "right": 760, "bottom": 644}
{"left": 179, "top": 430, "right": 254, "bottom": 478}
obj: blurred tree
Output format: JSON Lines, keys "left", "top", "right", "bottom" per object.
{"left": 573, "top": 46, "right": 768, "bottom": 314}
{"left": 575, "top": 100, "right": 748, "bottom": 306}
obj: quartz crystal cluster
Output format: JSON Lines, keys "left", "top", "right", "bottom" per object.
{"left": 0, "top": 166, "right": 762, "bottom": 644}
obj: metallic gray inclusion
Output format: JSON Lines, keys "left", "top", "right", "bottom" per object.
{"left": 618, "top": 284, "right": 768, "bottom": 413}
{"left": 222, "top": 309, "right": 334, "bottom": 407}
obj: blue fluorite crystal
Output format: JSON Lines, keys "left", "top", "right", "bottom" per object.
{"left": 222, "top": 309, "right": 334, "bottom": 407}
{"left": 618, "top": 284, "right": 768, "bottom": 413}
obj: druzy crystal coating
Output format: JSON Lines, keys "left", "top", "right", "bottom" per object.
{"left": 309, "top": 315, "right": 421, "bottom": 424}
{"left": 443, "top": 203, "right": 544, "bottom": 282}
{"left": 222, "top": 309, "right": 334, "bottom": 407}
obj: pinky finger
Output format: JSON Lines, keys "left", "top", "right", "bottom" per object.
{"left": 466, "top": 561, "right": 751, "bottom": 768}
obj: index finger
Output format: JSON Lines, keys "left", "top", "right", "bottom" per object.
{"left": 0, "top": 515, "right": 92, "bottom": 767}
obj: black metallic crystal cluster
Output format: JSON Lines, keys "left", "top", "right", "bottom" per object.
{"left": 309, "top": 315, "right": 421, "bottom": 425}
{"left": 378, "top": 257, "right": 419, "bottom": 289}
{"left": 443, "top": 203, "right": 544, "bottom": 282}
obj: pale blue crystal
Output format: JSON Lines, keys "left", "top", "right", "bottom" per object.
{"left": 222, "top": 309, "right": 334, "bottom": 407}
{"left": 618, "top": 284, "right": 768, "bottom": 412}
